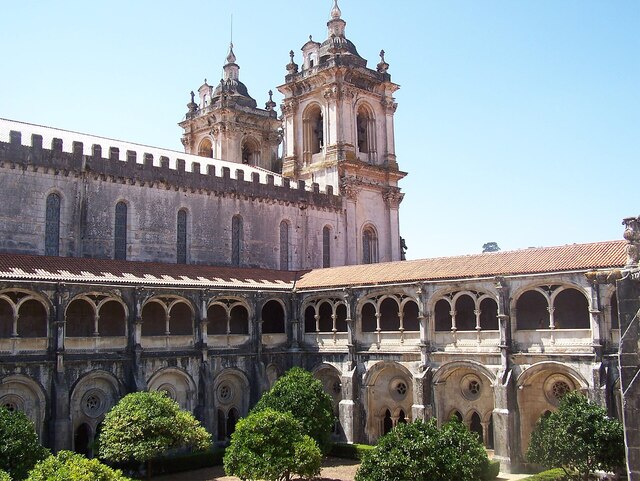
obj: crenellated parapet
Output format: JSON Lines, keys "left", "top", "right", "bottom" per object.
{"left": 0, "top": 123, "right": 340, "bottom": 211}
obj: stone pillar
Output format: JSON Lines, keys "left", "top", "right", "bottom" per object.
{"left": 412, "top": 368, "right": 432, "bottom": 421}
{"left": 341, "top": 178, "right": 359, "bottom": 265}
{"left": 617, "top": 215, "right": 640, "bottom": 481}
{"left": 383, "top": 188, "right": 403, "bottom": 262}
{"left": 50, "top": 283, "right": 71, "bottom": 452}
{"left": 493, "top": 277, "right": 519, "bottom": 472}
{"left": 339, "top": 367, "right": 357, "bottom": 443}
{"left": 492, "top": 370, "right": 520, "bottom": 473}
{"left": 129, "top": 287, "right": 146, "bottom": 392}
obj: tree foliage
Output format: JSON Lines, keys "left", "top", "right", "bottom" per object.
{"left": 526, "top": 391, "right": 625, "bottom": 481}
{"left": 0, "top": 470, "right": 11, "bottom": 481}
{"left": 251, "top": 367, "right": 334, "bottom": 452}
{"left": 355, "top": 418, "right": 489, "bottom": 481}
{"left": 26, "top": 451, "right": 131, "bottom": 481}
{"left": 482, "top": 242, "right": 501, "bottom": 253}
{"left": 0, "top": 407, "right": 49, "bottom": 480}
{"left": 97, "top": 391, "right": 211, "bottom": 473}
{"left": 223, "top": 408, "right": 321, "bottom": 481}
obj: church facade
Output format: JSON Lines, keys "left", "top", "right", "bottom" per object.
{"left": 0, "top": 1, "right": 637, "bottom": 475}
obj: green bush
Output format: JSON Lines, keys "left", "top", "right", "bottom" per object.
{"left": 330, "top": 443, "right": 375, "bottom": 460}
{"left": 97, "top": 391, "right": 211, "bottom": 478}
{"left": 481, "top": 460, "right": 501, "bottom": 481}
{"left": 0, "top": 469, "right": 11, "bottom": 481}
{"left": 223, "top": 408, "right": 321, "bottom": 481}
{"left": 148, "top": 448, "right": 225, "bottom": 475}
{"left": 26, "top": 451, "right": 131, "bottom": 481}
{"left": 526, "top": 391, "right": 625, "bottom": 481}
{"left": 251, "top": 367, "right": 334, "bottom": 452}
{"left": 355, "top": 418, "right": 490, "bottom": 481}
{"left": 0, "top": 407, "right": 49, "bottom": 480}
{"left": 522, "top": 468, "right": 568, "bottom": 481}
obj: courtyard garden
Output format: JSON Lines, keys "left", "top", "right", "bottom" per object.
{"left": 0, "top": 368, "right": 626, "bottom": 481}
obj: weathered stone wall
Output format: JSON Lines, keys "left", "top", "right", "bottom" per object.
{"left": 0, "top": 133, "right": 345, "bottom": 269}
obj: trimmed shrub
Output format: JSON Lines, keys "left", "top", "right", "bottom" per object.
{"left": 330, "top": 443, "right": 375, "bottom": 460}
{"left": 251, "top": 367, "right": 334, "bottom": 452}
{"left": 526, "top": 391, "right": 624, "bottom": 481}
{"left": 356, "top": 418, "right": 490, "bottom": 481}
{"left": 0, "top": 407, "right": 48, "bottom": 480}
{"left": 522, "top": 468, "right": 568, "bottom": 481}
{"left": 0, "top": 470, "right": 11, "bottom": 481}
{"left": 148, "top": 448, "right": 225, "bottom": 475}
{"left": 481, "top": 460, "right": 501, "bottom": 481}
{"left": 26, "top": 451, "right": 131, "bottom": 481}
{"left": 224, "top": 408, "right": 321, "bottom": 481}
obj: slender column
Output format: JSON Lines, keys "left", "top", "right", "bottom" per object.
{"left": 50, "top": 283, "right": 71, "bottom": 452}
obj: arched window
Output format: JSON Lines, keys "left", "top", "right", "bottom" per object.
{"left": 304, "top": 305, "right": 316, "bottom": 333}
{"left": 356, "top": 104, "right": 376, "bottom": 161}
{"left": 45, "top": 193, "right": 61, "bottom": 256}
{"left": 198, "top": 138, "right": 213, "bottom": 158}
{"left": 262, "top": 300, "right": 285, "bottom": 334}
{"left": 0, "top": 299, "right": 12, "bottom": 338}
{"left": 362, "top": 303, "right": 377, "bottom": 332}
{"left": 280, "top": 221, "right": 289, "bottom": 270}
{"left": 434, "top": 299, "right": 452, "bottom": 331}
{"left": 241, "top": 137, "right": 260, "bottom": 165}
{"left": 553, "top": 288, "right": 589, "bottom": 329}
{"left": 17, "top": 300, "right": 47, "bottom": 337}
{"left": 318, "top": 302, "right": 333, "bottom": 332}
{"left": 98, "top": 301, "right": 126, "bottom": 337}
{"left": 379, "top": 298, "right": 400, "bottom": 331}
{"left": 455, "top": 295, "right": 476, "bottom": 331}
{"left": 229, "top": 305, "right": 249, "bottom": 335}
{"left": 470, "top": 412, "right": 483, "bottom": 442}
{"left": 383, "top": 409, "right": 393, "bottom": 435}
{"left": 479, "top": 298, "right": 499, "bottom": 330}
{"left": 207, "top": 304, "right": 227, "bottom": 335}
{"left": 402, "top": 301, "right": 420, "bottom": 331}
{"left": 114, "top": 201, "right": 127, "bottom": 260}
{"left": 516, "top": 290, "right": 549, "bottom": 330}
{"left": 177, "top": 209, "right": 187, "bottom": 264}
{"left": 362, "top": 226, "right": 378, "bottom": 264}
{"left": 169, "top": 303, "right": 192, "bottom": 335}
{"left": 141, "top": 302, "right": 166, "bottom": 336}
{"left": 66, "top": 299, "right": 94, "bottom": 337}
{"left": 611, "top": 292, "right": 619, "bottom": 329}
{"left": 231, "top": 215, "right": 243, "bottom": 267}
{"left": 303, "top": 105, "right": 323, "bottom": 158}
{"left": 335, "top": 304, "right": 348, "bottom": 332}
{"left": 322, "top": 226, "right": 331, "bottom": 268}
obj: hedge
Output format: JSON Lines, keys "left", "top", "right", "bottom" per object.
{"left": 329, "top": 443, "right": 375, "bottom": 460}
{"left": 521, "top": 468, "right": 568, "bottom": 481}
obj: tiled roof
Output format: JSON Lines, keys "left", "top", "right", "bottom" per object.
{"left": 0, "top": 240, "right": 627, "bottom": 291}
{"left": 0, "top": 254, "right": 297, "bottom": 289}
{"left": 294, "top": 240, "right": 627, "bottom": 289}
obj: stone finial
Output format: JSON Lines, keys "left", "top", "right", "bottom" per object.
{"left": 377, "top": 49, "right": 389, "bottom": 73}
{"left": 330, "top": 0, "right": 342, "bottom": 19}
{"left": 226, "top": 43, "right": 237, "bottom": 64}
{"left": 286, "top": 50, "right": 298, "bottom": 74}
{"left": 265, "top": 90, "right": 277, "bottom": 111}
{"left": 623, "top": 216, "right": 640, "bottom": 267}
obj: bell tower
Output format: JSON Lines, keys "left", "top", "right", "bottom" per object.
{"left": 278, "top": 0, "right": 406, "bottom": 263}
{"left": 179, "top": 44, "right": 281, "bottom": 171}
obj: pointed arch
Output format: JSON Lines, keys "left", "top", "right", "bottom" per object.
{"left": 279, "top": 220, "right": 290, "bottom": 270}
{"left": 114, "top": 201, "right": 127, "bottom": 260}
{"left": 45, "top": 192, "right": 61, "bottom": 256}
{"left": 198, "top": 138, "right": 213, "bottom": 158}
{"left": 177, "top": 208, "right": 188, "bottom": 264}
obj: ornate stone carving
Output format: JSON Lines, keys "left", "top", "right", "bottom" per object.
{"left": 623, "top": 216, "right": 640, "bottom": 267}
{"left": 340, "top": 177, "right": 360, "bottom": 201}
{"left": 383, "top": 187, "right": 404, "bottom": 208}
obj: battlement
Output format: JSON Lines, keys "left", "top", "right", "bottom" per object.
{"left": 0, "top": 119, "right": 340, "bottom": 209}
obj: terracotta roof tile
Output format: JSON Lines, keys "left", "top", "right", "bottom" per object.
{"left": 294, "top": 240, "right": 627, "bottom": 289}
{"left": 0, "top": 254, "right": 297, "bottom": 289}
{"left": 0, "top": 240, "right": 627, "bottom": 291}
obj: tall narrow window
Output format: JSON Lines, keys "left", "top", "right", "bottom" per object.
{"left": 232, "top": 215, "right": 242, "bottom": 267}
{"left": 177, "top": 209, "right": 187, "bottom": 264}
{"left": 114, "top": 201, "right": 127, "bottom": 260}
{"left": 45, "top": 193, "right": 61, "bottom": 256}
{"left": 279, "top": 221, "right": 289, "bottom": 270}
{"left": 362, "top": 226, "right": 378, "bottom": 264}
{"left": 322, "top": 226, "right": 331, "bottom": 268}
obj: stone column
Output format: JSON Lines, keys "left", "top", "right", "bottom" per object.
{"left": 383, "top": 188, "right": 403, "bottom": 262}
{"left": 340, "top": 178, "right": 359, "bottom": 266}
{"left": 617, "top": 215, "right": 640, "bottom": 481}
{"left": 493, "top": 277, "right": 519, "bottom": 472}
{"left": 50, "top": 283, "right": 71, "bottom": 452}
{"left": 339, "top": 367, "right": 357, "bottom": 443}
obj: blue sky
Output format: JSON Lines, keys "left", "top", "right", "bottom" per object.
{"left": 1, "top": 1, "right": 638, "bottom": 260}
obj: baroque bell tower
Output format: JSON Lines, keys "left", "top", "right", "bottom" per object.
{"left": 179, "top": 44, "right": 281, "bottom": 171}
{"left": 278, "top": 0, "right": 406, "bottom": 264}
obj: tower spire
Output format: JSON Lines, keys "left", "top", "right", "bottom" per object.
{"left": 330, "top": 0, "right": 342, "bottom": 19}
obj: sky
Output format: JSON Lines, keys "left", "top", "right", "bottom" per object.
{"left": 1, "top": 1, "right": 638, "bottom": 261}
